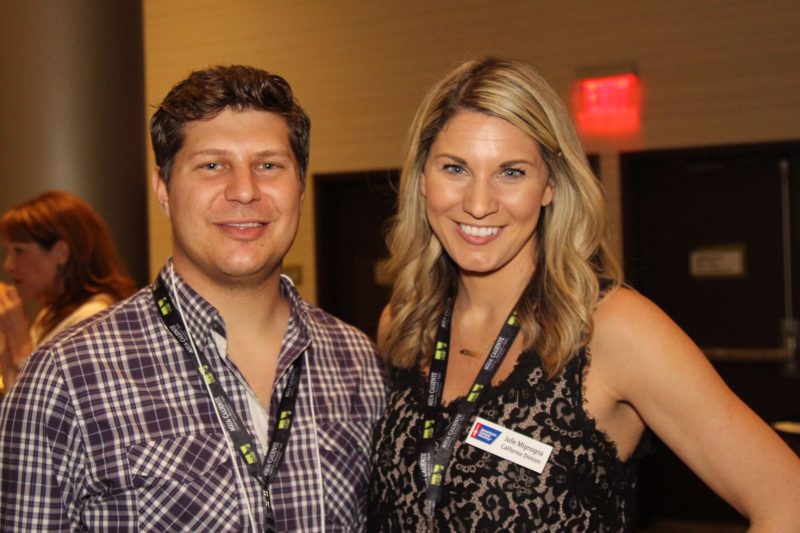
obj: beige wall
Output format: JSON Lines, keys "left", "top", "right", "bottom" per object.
{"left": 144, "top": 0, "right": 800, "bottom": 302}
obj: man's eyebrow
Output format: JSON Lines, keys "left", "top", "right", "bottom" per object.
{"left": 253, "top": 149, "right": 293, "bottom": 158}
{"left": 184, "top": 148, "right": 229, "bottom": 158}
{"left": 184, "top": 148, "right": 293, "bottom": 158}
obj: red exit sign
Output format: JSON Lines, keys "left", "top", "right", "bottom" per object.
{"left": 575, "top": 73, "right": 641, "bottom": 135}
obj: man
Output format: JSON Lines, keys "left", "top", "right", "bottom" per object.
{"left": 0, "top": 65, "right": 387, "bottom": 532}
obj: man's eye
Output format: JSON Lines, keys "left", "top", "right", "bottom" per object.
{"left": 202, "top": 162, "right": 222, "bottom": 170}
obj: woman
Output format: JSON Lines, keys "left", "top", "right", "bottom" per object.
{"left": 368, "top": 58, "right": 800, "bottom": 531}
{"left": 0, "top": 190, "right": 135, "bottom": 391}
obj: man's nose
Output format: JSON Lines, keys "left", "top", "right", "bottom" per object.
{"left": 225, "top": 167, "right": 261, "bottom": 203}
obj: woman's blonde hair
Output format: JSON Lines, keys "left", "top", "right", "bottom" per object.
{"left": 381, "top": 57, "right": 621, "bottom": 377}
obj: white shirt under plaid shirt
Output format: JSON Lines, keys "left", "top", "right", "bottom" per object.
{"left": 0, "top": 261, "right": 387, "bottom": 531}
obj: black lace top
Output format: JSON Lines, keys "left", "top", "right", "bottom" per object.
{"left": 368, "top": 348, "right": 643, "bottom": 532}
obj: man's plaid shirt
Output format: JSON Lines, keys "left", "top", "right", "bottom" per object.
{"left": 0, "top": 261, "right": 387, "bottom": 531}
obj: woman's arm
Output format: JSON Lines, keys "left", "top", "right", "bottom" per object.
{"left": 591, "top": 287, "right": 800, "bottom": 531}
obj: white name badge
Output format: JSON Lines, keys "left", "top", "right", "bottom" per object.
{"left": 465, "top": 417, "right": 553, "bottom": 473}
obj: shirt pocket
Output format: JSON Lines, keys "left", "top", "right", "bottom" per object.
{"left": 127, "top": 433, "right": 243, "bottom": 532}
{"left": 318, "top": 418, "right": 372, "bottom": 531}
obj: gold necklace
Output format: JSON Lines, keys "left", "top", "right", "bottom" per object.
{"left": 457, "top": 347, "right": 484, "bottom": 358}
{"left": 452, "top": 308, "right": 499, "bottom": 359}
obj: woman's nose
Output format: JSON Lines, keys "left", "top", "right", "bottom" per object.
{"left": 462, "top": 178, "right": 499, "bottom": 219}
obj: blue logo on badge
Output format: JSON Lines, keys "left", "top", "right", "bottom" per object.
{"left": 471, "top": 422, "right": 501, "bottom": 444}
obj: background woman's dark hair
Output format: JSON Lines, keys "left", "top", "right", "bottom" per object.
{"left": 0, "top": 190, "right": 136, "bottom": 336}
{"left": 149, "top": 64, "right": 311, "bottom": 184}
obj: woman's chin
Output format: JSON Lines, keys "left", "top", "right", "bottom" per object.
{"left": 457, "top": 263, "right": 500, "bottom": 277}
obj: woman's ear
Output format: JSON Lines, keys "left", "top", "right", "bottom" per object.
{"left": 52, "top": 240, "right": 70, "bottom": 267}
{"left": 542, "top": 178, "right": 555, "bottom": 206}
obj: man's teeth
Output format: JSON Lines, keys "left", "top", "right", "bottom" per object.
{"left": 227, "top": 222, "right": 262, "bottom": 228}
{"left": 459, "top": 224, "right": 499, "bottom": 237}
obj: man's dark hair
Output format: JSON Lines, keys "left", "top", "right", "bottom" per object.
{"left": 150, "top": 65, "right": 311, "bottom": 183}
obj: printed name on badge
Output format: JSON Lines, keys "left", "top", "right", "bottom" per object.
{"left": 465, "top": 417, "right": 553, "bottom": 473}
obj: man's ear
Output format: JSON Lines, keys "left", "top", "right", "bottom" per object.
{"left": 152, "top": 168, "right": 170, "bottom": 219}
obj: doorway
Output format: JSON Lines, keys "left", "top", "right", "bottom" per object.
{"left": 623, "top": 143, "right": 800, "bottom": 348}
{"left": 314, "top": 169, "right": 399, "bottom": 340}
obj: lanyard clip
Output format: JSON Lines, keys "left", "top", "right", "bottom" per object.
{"left": 262, "top": 486, "right": 276, "bottom": 532}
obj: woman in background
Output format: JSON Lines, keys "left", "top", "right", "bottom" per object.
{"left": 368, "top": 57, "right": 800, "bottom": 531}
{"left": 0, "top": 190, "right": 135, "bottom": 391}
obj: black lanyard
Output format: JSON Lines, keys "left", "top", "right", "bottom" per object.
{"left": 419, "top": 301, "right": 521, "bottom": 526}
{"left": 153, "top": 276, "right": 300, "bottom": 529}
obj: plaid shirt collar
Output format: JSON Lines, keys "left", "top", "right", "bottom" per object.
{"left": 159, "top": 260, "right": 312, "bottom": 375}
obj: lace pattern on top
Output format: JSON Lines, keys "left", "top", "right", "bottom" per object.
{"left": 369, "top": 348, "right": 641, "bottom": 532}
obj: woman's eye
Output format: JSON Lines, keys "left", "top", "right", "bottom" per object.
{"left": 500, "top": 168, "right": 525, "bottom": 179}
{"left": 443, "top": 164, "right": 466, "bottom": 175}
